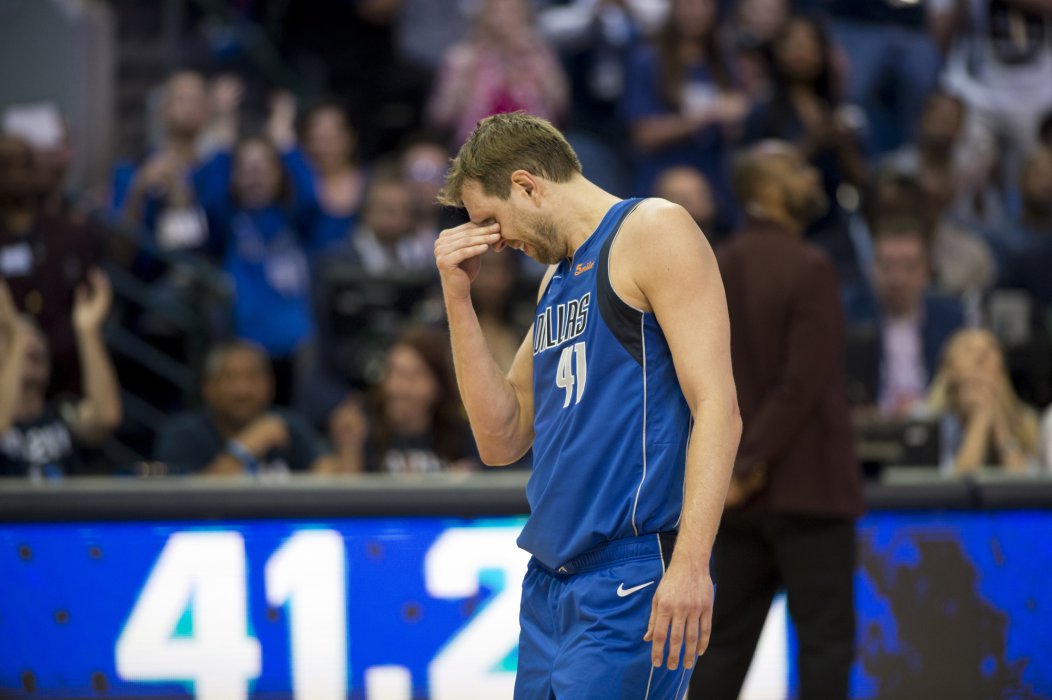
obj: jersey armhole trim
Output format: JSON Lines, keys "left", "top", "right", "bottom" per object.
{"left": 602, "top": 201, "right": 647, "bottom": 314}
{"left": 597, "top": 199, "right": 647, "bottom": 365}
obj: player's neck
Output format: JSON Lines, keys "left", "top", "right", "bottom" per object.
{"left": 552, "top": 177, "right": 622, "bottom": 260}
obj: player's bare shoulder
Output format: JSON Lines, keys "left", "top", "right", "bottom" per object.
{"left": 626, "top": 197, "right": 708, "bottom": 245}
{"left": 610, "top": 198, "right": 712, "bottom": 311}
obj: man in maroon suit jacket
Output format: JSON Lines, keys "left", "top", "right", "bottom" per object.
{"left": 689, "top": 142, "right": 864, "bottom": 700}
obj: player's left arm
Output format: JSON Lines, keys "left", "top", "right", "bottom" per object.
{"left": 626, "top": 201, "right": 742, "bottom": 671}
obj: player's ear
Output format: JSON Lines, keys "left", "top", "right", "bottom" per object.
{"left": 510, "top": 169, "right": 538, "bottom": 202}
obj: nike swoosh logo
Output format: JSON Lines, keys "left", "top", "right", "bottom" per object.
{"left": 616, "top": 580, "right": 655, "bottom": 597}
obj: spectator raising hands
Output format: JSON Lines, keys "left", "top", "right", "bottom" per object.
{"left": 69, "top": 270, "right": 123, "bottom": 444}
{"left": 119, "top": 72, "right": 211, "bottom": 236}
{"left": 299, "top": 100, "right": 367, "bottom": 250}
{"left": 427, "top": 0, "right": 569, "bottom": 147}
{"left": 0, "top": 270, "right": 122, "bottom": 478}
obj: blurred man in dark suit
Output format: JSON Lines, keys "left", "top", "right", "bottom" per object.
{"left": 689, "top": 142, "right": 863, "bottom": 700}
{"left": 843, "top": 215, "right": 966, "bottom": 416}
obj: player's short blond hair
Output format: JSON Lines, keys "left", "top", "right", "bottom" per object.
{"left": 438, "top": 112, "right": 582, "bottom": 207}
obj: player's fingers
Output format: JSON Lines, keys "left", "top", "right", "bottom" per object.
{"left": 650, "top": 612, "right": 671, "bottom": 667}
{"left": 434, "top": 233, "right": 500, "bottom": 263}
{"left": 698, "top": 605, "right": 713, "bottom": 656}
{"left": 437, "top": 220, "right": 482, "bottom": 237}
{"left": 438, "top": 221, "right": 499, "bottom": 241}
{"left": 665, "top": 614, "right": 685, "bottom": 671}
{"left": 434, "top": 234, "right": 500, "bottom": 267}
{"left": 682, "top": 615, "right": 701, "bottom": 670}
{"left": 435, "top": 231, "right": 501, "bottom": 255}
{"left": 644, "top": 603, "right": 657, "bottom": 642}
{"left": 439, "top": 243, "right": 492, "bottom": 268}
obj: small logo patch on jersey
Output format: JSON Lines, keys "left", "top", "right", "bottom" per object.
{"left": 616, "top": 580, "right": 655, "bottom": 597}
{"left": 574, "top": 260, "right": 595, "bottom": 276}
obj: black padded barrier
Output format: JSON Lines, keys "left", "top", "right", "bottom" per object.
{"left": 1, "top": 471, "right": 1043, "bottom": 523}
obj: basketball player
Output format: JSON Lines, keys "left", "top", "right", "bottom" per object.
{"left": 434, "top": 112, "right": 741, "bottom": 698}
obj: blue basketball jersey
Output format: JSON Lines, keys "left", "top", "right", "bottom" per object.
{"left": 519, "top": 198, "right": 693, "bottom": 570}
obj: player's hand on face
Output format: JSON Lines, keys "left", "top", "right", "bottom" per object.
{"left": 434, "top": 221, "right": 502, "bottom": 300}
{"left": 644, "top": 562, "right": 714, "bottom": 671}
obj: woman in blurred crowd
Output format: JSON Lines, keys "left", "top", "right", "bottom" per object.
{"left": 622, "top": 0, "right": 746, "bottom": 221}
{"left": 427, "top": 0, "right": 568, "bottom": 147}
{"left": 299, "top": 100, "right": 366, "bottom": 252}
{"left": 726, "top": 0, "right": 790, "bottom": 101}
{"left": 208, "top": 136, "right": 315, "bottom": 405}
{"left": 740, "top": 14, "right": 867, "bottom": 283}
{"left": 744, "top": 15, "right": 867, "bottom": 227}
{"left": 928, "top": 328, "right": 1040, "bottom": 474}
{"left": 329, "top": 327, "right": 477, "bottom": 474}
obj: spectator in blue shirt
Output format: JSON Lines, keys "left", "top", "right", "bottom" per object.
{"left": 825, "top": 0, "right": 942, "bottom": 154}
{"left": 205, "top": 136, "right": 316, "bottom": 404}
{"left": 297, "top": 99, "right": 366, "bottom": 253}
{"left": 621, "top": 0, "right": 747, "bottom": 224}
{"left": 537, "top": 0, "right": 665, "bottom": 195}
{"left": 115, "top": 71, "right": 227, "bottom": 253}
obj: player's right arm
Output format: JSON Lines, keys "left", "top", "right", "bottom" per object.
{"left": 434, "top": 221, "right": 537, "bottom": 466}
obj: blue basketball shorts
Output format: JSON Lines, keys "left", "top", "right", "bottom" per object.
{"left": 513, "top": 532, "right": 692, "bottom": 700}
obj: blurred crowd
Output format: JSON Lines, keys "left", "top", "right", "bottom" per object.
{"left": 1, "top": 0, "right": 1052, "bottom": 479}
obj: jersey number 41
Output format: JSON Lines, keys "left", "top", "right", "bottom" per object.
{"left": 556, "top": 342, "right": 587, "bottom": 408}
